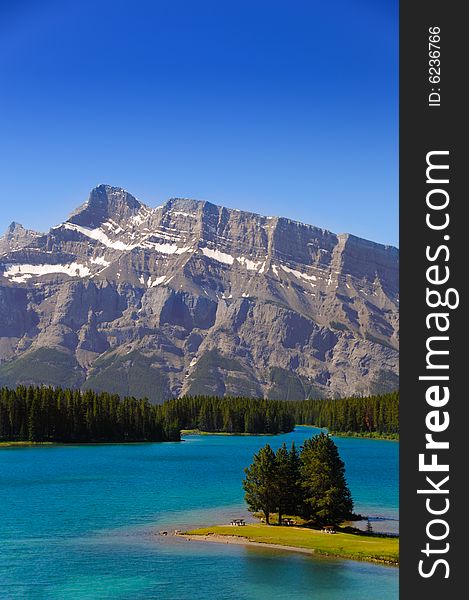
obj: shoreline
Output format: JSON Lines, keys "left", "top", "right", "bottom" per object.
{"left": 328, "top": 431, "right": 399, "bottom": 441}
{"left": 180, "top": 524, "right": 399, "bottom": 566}
{"left": 181, "top": 429, "right": 292, "bottom": 436}
{"left": 0, "top": 441, "right": 56, "bottom": 448}
{"left": 0, "top": 440, "right": 171, "bottom": 448}
{"left": 181, "top": 533, "right": 322, "bottom": 557}
{"left": 295, "top": 425, "right": 399, "bottom": 442}
{"left": 2, "top": 426, "right": 399, "bottom": 447}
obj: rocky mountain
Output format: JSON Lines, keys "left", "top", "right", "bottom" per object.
{"left": 0, "top": 185, "right": 399, "bottom": 402}
{"left": 0, "top": 222, "right": 43, "bottom": 255}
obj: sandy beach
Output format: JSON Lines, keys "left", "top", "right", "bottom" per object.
{"left": 179, "top": 533, "right": 317, "bottom": 556}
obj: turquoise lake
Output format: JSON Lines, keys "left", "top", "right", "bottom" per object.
{"left": 0, "top": 427, "right": 398, "bottom": 599}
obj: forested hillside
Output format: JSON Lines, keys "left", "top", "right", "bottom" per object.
{"left": 168, "top": 395, "right": 295, "bottom": 434}
{"left": 289, "top": 392, "right": 399, "bottom": 437}
{"left": 0, "top": 386, "right": 181, "bottom": 443}
{"left": 0, "top": 386, "right": 398, "bottom": 443}
{"left": 0, "top": 387, "right": 295, "bottom": 442}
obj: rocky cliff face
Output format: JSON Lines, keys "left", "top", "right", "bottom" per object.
{"left": 0, "top": 185, "right": 399, "bottom": 402}
{"left": 0, "top": 222, "right": 43, "bottom": 255}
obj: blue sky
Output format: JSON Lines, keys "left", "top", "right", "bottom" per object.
{"left": 0, "top": 0, "right": 398, "bottom": 246}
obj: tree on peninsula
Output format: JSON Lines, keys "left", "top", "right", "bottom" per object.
{"left": 274, "top": 443, "right": 290, "bottom": 525}
{"left": 242, "top": 444, "right": 278, "bottom": 525}
{"left": 275, "top": 443, "right": 302, "bottom": 524}
{"left": 300, "top": 432, "right": 353, "bottom": 525}
{"left": 286, "top": 442, "right": 303, "bottom": 517}
{"left": 242, "top": 433, "right": 353, "bottom": 527}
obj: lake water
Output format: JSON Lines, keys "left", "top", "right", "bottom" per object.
{"left": 0, "top": 427, "right": 398, "bottom": 599}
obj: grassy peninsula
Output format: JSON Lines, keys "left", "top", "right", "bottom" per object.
{"left": 183, "top": 432, "right": 398, "bottom": 566}
{"left": 326, "top": 430, "right": 399, "bottom": 441}
{"left": 183, "top": 524, "right": 399, "bottom": 565}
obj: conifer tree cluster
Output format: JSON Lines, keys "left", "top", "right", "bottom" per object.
{"left": 289, "top": 391, "right": 399, "bottom": 436}
{"left": 0, "top": 385, "right": 398, "bottom": 443}
{"left": 166, "top": 395, "right": 295, "bottom": 434}
{"left": 0, "top": 387, "right": 295, "bottom": 442}
{"left": 0, "top": 386, "right": 180, "bottom": 442}
{"left": 243, "top": 433, "right": 353, "bottom": 526}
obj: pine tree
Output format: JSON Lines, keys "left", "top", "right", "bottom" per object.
{"left": 275, "top": 443, "right": 290, "bottom": 525}
{"left": 299, "top": 432, "right": 353, "bottom": 525}
{"left": 243, "top": 444, "right": 278, "bottom": 525}
{"left": 28, "top": 397, "right": 40, "bottom": 442}
{"left": 287, "top": 442, "right": 302, "bottom": 517}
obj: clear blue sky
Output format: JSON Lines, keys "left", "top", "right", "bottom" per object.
{"left": 0, "top": 0, "right": 398, "bottom": 246}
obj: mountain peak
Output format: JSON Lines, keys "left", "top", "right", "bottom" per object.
{"left": 0, "top": 183, "right": 399, "bottom": 400}
{"left": 6, "top": 221, "right": 25, "bottom": 233}
{"left": 68, "top": 185, "right": 145, "bottom": 228}
{"left": 5, "top": 221, "right": 28, "bottom": 236}
{"left": 0, "top": 222, "right": 42, "bottom": 254}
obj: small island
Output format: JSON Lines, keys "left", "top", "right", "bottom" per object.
{"left": 181, "top": 433, "right": 399, "bottom": 565}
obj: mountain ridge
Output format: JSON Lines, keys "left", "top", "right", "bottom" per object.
{"left": 0, "top": 185, "right": 399, "bottom": 402}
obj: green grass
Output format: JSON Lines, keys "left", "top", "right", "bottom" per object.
{"left": 329, "top": 430, "right": 399, "bottom": 441}
{"left": 295, "top": 425, "right": 399, "bottom": 441}
{"left": 0, "top": 441, "right": 56, "bottom": 447}
{"left": 185, "top": 524, "right": 399, "bottom": 565}
{"left": 180, "top": 429, "right": 283, "bottom": 436}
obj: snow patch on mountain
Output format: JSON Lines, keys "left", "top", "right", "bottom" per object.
{"left": 62, "top": 223, "right": 136, "bottom": 251}
{"left": 148, "top": 275, "right": 167, "bottom": 287}
{"left": 141, "top": 240, "right": 191, "bottom": 255}
{"left": 2, "top": 262, "right": 91, "bottom": 282}
{"left": 280, "top": 264, "right": 318, "bottom": 282}
{"left": 90, "top": 256, "right": 110, "bottom": 266}
{"left": 201, "top": 247, "right": 235, "bottom": 265}
{"left": 236, "top": 257, "right": 263, "bottom": 271}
